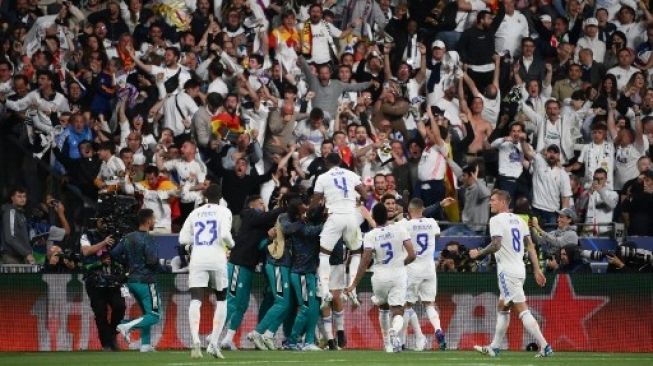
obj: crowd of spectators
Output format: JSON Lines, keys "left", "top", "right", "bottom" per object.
{"left": 1, "top": 0, "right": 653, "bottom": 273}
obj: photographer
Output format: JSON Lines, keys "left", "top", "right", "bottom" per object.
{"left": 546, "top": 245, "right": 591, "bottom": 274}
{"left": 80, "top": 218, "right": 126, "bottom": 351}
{"left": 531, "top": 208, "right": 579, "bottom": 257}
{"left": 42, "top": 245, "right": 78, "bottom": 273}
{"left": 606, "top": 242, "right": 653, "bottom": 273}
{"left": 437, "top": 241, "right": 477, "bottom": 272}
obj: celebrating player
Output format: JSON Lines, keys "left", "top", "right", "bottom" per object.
{"left": 346, "top": 203, "right": 416, "bottom": 353}
{"left": 470, "top": 190, "right": 553, "bottom": 358}
{"left": 312, "top": 153, "right": 367, "bottom": 309}
{"left": 402, "top": 198, "right": 446, "bottom": 351}
{"left": 178, "top": 184, "right": 235, "bottom": 359}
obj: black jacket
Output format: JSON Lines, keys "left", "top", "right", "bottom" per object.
{"left": 230, "top": 207, "right": 284, "bottom": 269}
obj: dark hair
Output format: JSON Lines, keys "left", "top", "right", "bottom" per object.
{"left": 119, "top": 147, "right": 132, "bottom": 157}
{"left": 97, "top": 141, "right": 114, "bottom": 152}
{"left": 165, "top": 46, "right": 180, "bottom": 59}
{"left": 144, "top": 165, "right": 159, "bottom": 176}
{"left": 286, "top": 196, "right": 305, "bottom": 220}
{"left": 477, "top": 10, "right": 492, "bottom": 23}
{"left": 9, "top": 186, "right": 27, "bottom": 198}
{"left": 372, "top": 203, "right": 388, "bottom": 226}
{"left": 310, "top": 108, "right": 324, "bottom": 120}
{"left": 594, "top": 167, "right": 608, "bottom": 177}
{"left": 325, "top": 152, "right": 341, "bottom": 167}
{"left": 204, "top": 183, "right": 222, "bottom": 202}
{"left": 207, "top": 92, "right": 223, "bottom": 109}
{"left": 380, "top": 193, "right": 396, "bottom": 204}
{"left": 246, "top": 194, "right": 262, "bottom": 207}
{"left": 462, "top": 163, "right": 477, "bottom": 175}
{"left": 183, "top": 78, "right": 200, "bottom": 90}
{"left": 209, "top": 59, "right": 224, "bottom": 77}
{"left": 249, "top": 53, "right": 264, "bottom": 66}
{"left": 322, "top": 139, "right": 334, "bottom": 146}
{"left": 137, "top": 208, "right": 154, "bottom": 225}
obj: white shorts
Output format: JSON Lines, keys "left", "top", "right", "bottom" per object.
{"left": 406, "top": 272, "right": 437, "bottom": 303}
{"left": 320, "top": 213, "right": 362, "bottom": 252}
{"left": 371, "top": 271, "right": 407, "bottom": 307}
{"left": 329, "top": 264, "right": 346, "bottom": 290}
{"left": 188, "top": 268, "right": 228, "bottom": 291}
{"left": 497, "top": 272, "right": 526, "bottom": 304}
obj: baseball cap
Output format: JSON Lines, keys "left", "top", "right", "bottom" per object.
{"left": 432, "top": 40, "right": 446, "bottom": 49}
{"left": 540, "top": 14, "right": 552, "bottom": 23}
{"left": 557, "top": 208, "right": 577, "bottom": 221}
{"left": 584, "top": 18, "right": 599, "bottom": 27}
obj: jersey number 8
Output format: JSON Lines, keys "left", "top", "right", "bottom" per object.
{"left": 511, "top": 227, "right": 521, "bottom": 252}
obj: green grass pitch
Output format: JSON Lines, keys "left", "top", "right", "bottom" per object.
{"left": 2, "top": 350, "right": 652, "bottom": 366}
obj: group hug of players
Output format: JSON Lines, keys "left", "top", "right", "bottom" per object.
{"left": 178, "top": 153, "right": 553, "bottom": 358}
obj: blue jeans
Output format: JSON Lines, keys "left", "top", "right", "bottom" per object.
{"left": 532, "top": 207, "right": 558, "bottom": 231}
{"left": 417, "top": 179, "right": 445, "bottom": 208}
{"left": 497, "top": 176, "right": 519, "bottom": 207}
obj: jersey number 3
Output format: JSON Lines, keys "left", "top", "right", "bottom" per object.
{"left": 380, "top": 242, "right": 394, "bottom": 264}
{"left": 511, "top": 228, "right": 521, "bottom": 252}
{"left": 333, "top": 177, "right": 349, "bottom": 198}
{"left": 195, "top": 220, "right": 218, "bottom": 246}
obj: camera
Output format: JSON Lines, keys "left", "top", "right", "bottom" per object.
{"left": 619, "top": 246, "right": 653, "bottom": 264}
{"left": 580, "top": 249, "right": 614, "bottom": 261}
{"left": 56, "top": 248, "right": 81, "bottom": 263}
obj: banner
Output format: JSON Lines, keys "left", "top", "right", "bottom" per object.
{"left": 0, "top": 273, "right": 651, "bottom": 352}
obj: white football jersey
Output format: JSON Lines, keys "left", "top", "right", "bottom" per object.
{"left": 179, "top": 203, "right": 234, "bottom": 270}
{"left": 489, "top": 212, "right": 529, "bottom": 279}
{"left": 403, "top": 217, "right": 440, "bottom": 273}
{"left": 314, "top": 167, "right": 361, "bottom": 214}
{"left": 364, "top": 222, "right": 411, "bottom": 272}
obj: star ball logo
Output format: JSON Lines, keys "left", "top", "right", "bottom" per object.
{"left": 529, "top": 275, "right": 609, "bottom": 350}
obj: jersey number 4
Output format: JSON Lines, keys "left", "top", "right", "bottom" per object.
{"left": 333, "top": 177, "right": 349, "bottom": 198}
{"left": 195, "top": 220, "right": 218, "bottom": 246}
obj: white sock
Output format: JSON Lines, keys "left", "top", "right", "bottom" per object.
{"left": 409, "top": 309, "right": 424, "bottom": 337}
{"left": 400, "top": 309, "right": 409, "bottom": 344}
{"left": 333, "top": 310, "right": 345, "bottom": 331}
{"left": 318, "top": 315, "right": 328, "bottom": 340}
{"left": 347, "top": 253, "right": 361, "bottom": 287}
{"left": 489, "top": 311, "right": 510, "bottom": 349}
{"left": 263, "top": 330, "right": 274, "bottom": 338}
{"left": 519, "top": 310, "right": 547, "bottom": 349}
{"left": 391, "top": 315, "right": 404, "bottom": 334}
{"left": 210, "top": 300, "right": 227, "bottom": 345}
{"left": 223, "top": 328, "right": 236, "bottom": 344}
{"left": 189, "top": 299, "right": 202, "bottom": 344}
{"left": 124, "top": 317, "right": 141, "bottom": 330}
{"left": 426, "top": 305, "right": 441, "bottom": 332}
{"left": 379, "top": 309, "right": 390, "bottom": 344}
{"left": 318, "top": 253, "right": 331, "bottom": 297}
{"left": 322, "top": 315, "right": 334, "bottom": 340}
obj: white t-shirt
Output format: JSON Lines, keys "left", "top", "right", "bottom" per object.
{"left": 179, "top": 203, "right": 234, "bottom": 270}
{"left": 403, "top": 217, "right": 440, "bottom": 274}
{"left": 97, "top": 155, "right": 126, "bottom": 183}
{"left": 495, "top": 139, "right": 525, "bottom": 179}
{"left": 208, "top": 77, "right": 229, "bottom": 97}
{"left": 578, "top": 141, "right": 615, "bottom": 189}
{"left": 607, "top": 66, "right": 638, "bottom": 91}
{"left": 163, "top": 91, "right": 199, "bottom": 136}
{"left": 163, "top": 158, "right": 207, "bottom": 203}
{"left": 149, "top": 64, "right": 191, "bottom": 94}
{"left": 314, "top": 166, "right": 362, "bottom": 214}
{"left": 418, "top": 144, "right": 448, "bottom": 182}
{"left": 614, "top": 140, "right": 648, "bottom": 190}
{"left": 531, "top": 154, "right": 572, "bottom": 212}
{"left": 307, "top": 21, "right": 342, "bottom": 65}
{"left": 494, "top": 11, "right": 529, "bottom": 57}
{"left": 364, "top": 222, "right": 411, "bottom": 272}
{"left": 489, "top": 212, "right": 529, "bottom": 279}
{"left": 480, "top": 92, "right": 501, "bottom": 128}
